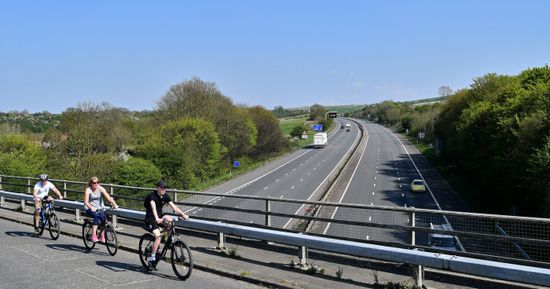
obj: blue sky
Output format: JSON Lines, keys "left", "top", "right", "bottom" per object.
{"left": 1, "top": 0, "right": 548, "bottom": 113}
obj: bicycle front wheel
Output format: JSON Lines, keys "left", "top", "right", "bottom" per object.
{"left": 138, "top": 233, "right": 155, "bottom": 270}
{"left": 48, "top": 213, "right": 60, "bottom": 240}
{"left": 171, "top": 240, "right": 193, "bottom": 280}
{"left": 82, "top": 221, "right": 96, "bottom": 250}
{"left": 105, "top": 225, "right": 118, "bottom": 256}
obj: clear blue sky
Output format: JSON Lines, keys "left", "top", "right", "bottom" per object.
{"left": 1, "top": 0, "right": 548, "bottom": 113}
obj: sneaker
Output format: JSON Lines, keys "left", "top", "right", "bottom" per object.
{"left": 100, "top": 231, "right": 105, "bottom": 243}
{"left": 34, "top": 227, "right": 40, "bottom": 234}
{"left": 90, "top": 234, "right": 99, "bottom": 242}
{"left": 147, "top": 257, "right": 158, "bottom": 271}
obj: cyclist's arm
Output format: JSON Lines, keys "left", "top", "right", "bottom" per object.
{"left": 101, "top": 188, "right": 118, "bottom": 208}
{"left": 33, "top": 186, "right": 40, "bottom": 201}
{"left": 51, "top": 185, "right": 63, "bottom": 200}
{"left": 168, "top": 201, "right": 189, "bottom": 220}
{"left": 150, "top": 200, "right": 162, "bottom": 223}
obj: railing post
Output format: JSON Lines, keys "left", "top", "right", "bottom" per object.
{"left": 22, "top": 179, "right": 30, "bottom": 210}
{"left": 412, "top": 264, "right": 424, "bottom": 287}
{"left": 0, "top": 176, "right": 4, "bottom": 206}
{"left": 217, "top": 223, "right": 226, "bottom": 249}
{"left": 112, "top": 214, "right": 118, "bottom": 229}
{"left": 411, "top": 207, "right": 416, "bottom": 246}
{"left": 63, "top": 182, "right": 67, "bottom": 199}
{"left": 299, "top": 246, "right": 308, "bottom": 265}
{"left": 109, "top": 186, "right": 117, "bottom": 228}
{"left": 265, "top": 199, "right": 271, "bottom": 227}
{"left": 75, "top": 207, "right": 81, "bottom": 222}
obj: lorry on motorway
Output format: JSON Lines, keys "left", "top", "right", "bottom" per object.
{"left": 313, "top": 132, "right": 328, "bottom": 148}
{"left": 345, "top": 123, "right": 351, "bottom": 132}
{"left": 429, "top": 223, "right": 457, "bottom": 251}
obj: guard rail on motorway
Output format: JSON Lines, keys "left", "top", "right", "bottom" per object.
{"left": 1, "top": 175, "right": 550, "bottom": 267}
{"left": 1, "top": 190, "right": 550, "bottom": 287}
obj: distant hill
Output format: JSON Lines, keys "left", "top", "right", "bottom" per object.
{"left": 401, "top": 96, "right": 444, "bottom": 105}
{"left": 0, "top": 111, "right": 61, "bottom": 133}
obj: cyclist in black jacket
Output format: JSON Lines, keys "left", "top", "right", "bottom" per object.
{"left": 143, "top": 180, "right": 189, "bottom": 269}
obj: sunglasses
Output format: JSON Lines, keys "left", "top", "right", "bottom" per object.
{"left": 91, "top": 181, "right": 99, "bottom": 184}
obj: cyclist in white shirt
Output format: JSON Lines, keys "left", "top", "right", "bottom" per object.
{"left": 33, "top": 174, "right": 63, "bottom": 233}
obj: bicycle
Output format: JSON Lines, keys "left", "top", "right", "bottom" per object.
{"left": 138, "top": 217, "right": 193, "bottom": 280}
{"left": 81, "top": 208, "right": 118, "bottom": 256}
{"left": 33, "top": 198, "right": 60, "bottom": 240}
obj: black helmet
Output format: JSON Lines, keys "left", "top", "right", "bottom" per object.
{"left": 156, "top": 180, "right": 168, "bottom": 189}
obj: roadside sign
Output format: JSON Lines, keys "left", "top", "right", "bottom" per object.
{"left": 233, "top": 161, "right": 240, "bottom": 168}
{"left": 312, "top": 124, "right": 323, "bottom": 131}
{"left": 301, "top": 131, "right": 308, "bottom": 139}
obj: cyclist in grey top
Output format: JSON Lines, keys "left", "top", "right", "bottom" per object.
{"left": 84, "top": 176, "right": 118, "bottom": 242}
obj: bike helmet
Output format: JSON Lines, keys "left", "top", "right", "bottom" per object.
{"left": 39, "top": 174, "right": 48, "bottom": 181}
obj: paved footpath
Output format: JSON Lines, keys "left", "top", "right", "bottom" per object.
{"left": 0, "top": 200, "right": 545, "bottom": 289}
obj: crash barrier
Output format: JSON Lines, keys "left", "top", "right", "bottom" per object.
{"left": 1, "top": 190, "right": 550, "bottom": 287}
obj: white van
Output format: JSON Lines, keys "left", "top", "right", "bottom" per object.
{"left": 429, "top": 223, "right": 456, "bottom": 251}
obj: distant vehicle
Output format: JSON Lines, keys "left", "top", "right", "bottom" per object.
{"left": 410, "top": 179, "right": 426, "bottom": 193}
{"left": 313, "top": 132, "right": 328, "bottom": 148}
{"left": 340, "top": 124, "right": 345, "bottom": 129}
{"left": 345, "top": 123, "right": 351, "bottom": 132}
{"left": 429, "top": 223, "right": 457, "bottom": 251}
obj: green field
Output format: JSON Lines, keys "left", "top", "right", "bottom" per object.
{"left": 279, "top": 117, "right": 315, "bottom": 147}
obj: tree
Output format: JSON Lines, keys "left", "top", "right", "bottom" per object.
{"left": 439, "top": 86, "right": 454, "bottom": 98}
{"left": 136, "top": 118, "right": 222, "bottom": 189}
{"left": 44, "top": 102, "right": 132, "bottom": 181}
{"left": 156, "top": 78, "right": 257, "bottom": 160}
{"left": 0, "top": 134, "right": 46, "bottom": 181}
{"left": 248, "top": 106, "right": 288, "bottom": 156}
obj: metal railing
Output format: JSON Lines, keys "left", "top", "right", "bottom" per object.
{"left": 1, "top": 189, "right": 550, "bottom": 287}
{"left": 1, "top": 174, "right": 550, "bottom": 269}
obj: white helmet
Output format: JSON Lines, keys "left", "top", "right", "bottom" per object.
{"left": 39, "top": 174, "right": 48, "bottom": 181}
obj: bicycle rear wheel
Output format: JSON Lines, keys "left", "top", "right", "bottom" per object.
{"left": 48, "top": 213, "right": 60, "bottom": 240}
{"left": 171, "top": 240, "right": 193, "bottom": 280}
{"left": 33, "top": 214, "right": 45, "bottom": 236}
{"left": 105, "top": 225, "right": 118, "bottom": 256}
{"left": 82, "top": 221, "right": 96, "bottom": 250}
{"left": 138, "top": 233, "right": 155, "bottom": 270}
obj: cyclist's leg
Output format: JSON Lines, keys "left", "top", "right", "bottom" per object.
{"left": 34, "top": 198, "right": 42, "bottom": 229}
{"left": 98, "top": 210, "right": 107, "bottom": 242}
{"left": 85, "top": 208, "right": 101, "bottom": 241}
{"left": 145, "top": 215, "right": 161, "bottom": 267}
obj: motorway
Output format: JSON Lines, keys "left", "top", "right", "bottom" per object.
{"left": 187, "top": 119, "right": 360, "bottom": 229}
{"left": 318, "top": 121, "right": 445, "bottom": 245}
{"left": 0, "top": 218, "right": 266, "bottom": 289}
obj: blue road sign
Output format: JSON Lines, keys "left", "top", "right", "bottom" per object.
{"left": 233, "top": 161, "right": 240, "bottom": 168}
{"left": 312, "top": 124, "right": 323, "bottom": 131}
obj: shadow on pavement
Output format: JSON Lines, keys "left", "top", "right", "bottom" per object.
{"left": 96, "top": 260, "right": 179, "bottom": 280}
{"left": 5, "top": 230, "right": 35, "bottom": 237}
{"left": 46, "top": 243, "right": 91, "bottom": 253}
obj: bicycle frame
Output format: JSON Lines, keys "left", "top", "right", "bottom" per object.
{"left": 39, "top": 201, "right": 53, "bottom": 225}
{"left": 156, "top": 222, "right": 178, "bottom": 259}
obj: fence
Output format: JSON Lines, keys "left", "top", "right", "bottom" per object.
{"left": 1, "top": 174, "right": 550, "bottom": 268}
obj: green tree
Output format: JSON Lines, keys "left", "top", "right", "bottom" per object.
{"left": 0, "top": 134, "right": 45, "bottom": 177}
{"left": 136, "top": 118, "right": 222, "bottom": 189}
{"left": 112, "top": 157, "right": 162, "bottom": 188}
{"left": 43, "top": 102, "right": 131, "bottom": 181}
{"left": 248, "top": 106, "right": 288, "bottom": 156}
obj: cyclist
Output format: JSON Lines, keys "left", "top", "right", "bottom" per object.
{"left": 33, "top": 174, "right": 63, "bottom": 234}
{"left": 84, "top": 176, "right": 119, "bottom": 242}
{"left": 144, "top": 180, "right": 189, "bottom": 269}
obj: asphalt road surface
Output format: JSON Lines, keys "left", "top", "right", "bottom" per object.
{"left": 0, "top": 218, "right": 267, "bottom": 289}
